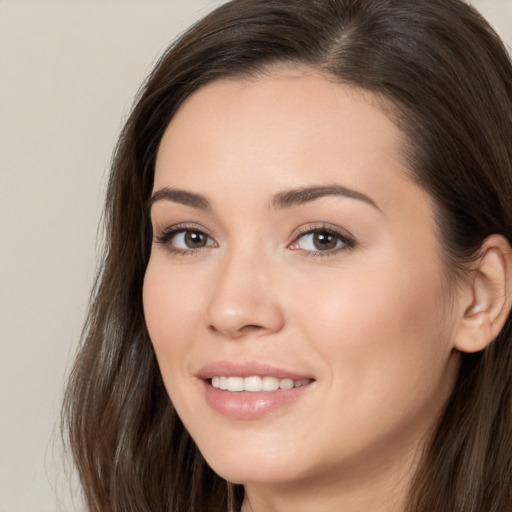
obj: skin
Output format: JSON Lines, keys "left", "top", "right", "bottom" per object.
{"left": 143, "top": 71, "right": 464, "bottom": 512}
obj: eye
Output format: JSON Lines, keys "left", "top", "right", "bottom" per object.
{"left": 288, "top": 226, "right": 355, "bottom": 255}
{"left": 155, "top": 226, "right": 217, "bottom": 253}
{"left": 173, "top": 230, "right": 215, "bottom": 249}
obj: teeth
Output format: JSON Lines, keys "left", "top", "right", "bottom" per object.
{"left": 262, "top": 376, "right": 279, "bottom": 391}
{"left": 279, "top": 378, "right": 294, "bottom": 390}
{"left": 227, "top": 376, "right": 244, "bottom": 391}
{"left": 211, "top": 376, "right": 311, "bottom": 392}
{"left": 244, "top": 376, "right": 263, "bottom": 391}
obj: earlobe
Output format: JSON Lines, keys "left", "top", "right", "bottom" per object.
{"left": 454, "top": 234, "right": 512, "bottom": 354}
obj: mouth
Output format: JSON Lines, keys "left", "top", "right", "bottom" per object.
{"left": 210, "top": 375, "right": 312, "bottom": 392}
{"left": 197, "top": 362, "right": 315, "bottom": 419}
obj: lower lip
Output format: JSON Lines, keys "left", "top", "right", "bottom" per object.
{"left": 202, "top": 380, "right": 312, "bottom": 419}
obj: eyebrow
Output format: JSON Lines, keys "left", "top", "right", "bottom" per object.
{"left": 272, "top": 184, "right": 381, "bottom": 211}
{"left": 147, "top": 187, "right": 211, "bottom": 212}
{"left": 147, "top": 183, "right": 380, "bottom": 213}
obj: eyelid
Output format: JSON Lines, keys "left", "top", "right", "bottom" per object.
{"left": 154, "top": 223, "right": 218, "bottom": 253}
{"left": 153, "top": 221, "right": 355, "bottom": 257}
{"left": 288, "top": 222, "right": 356, "bottom": 255}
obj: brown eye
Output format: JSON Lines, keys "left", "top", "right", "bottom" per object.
{"left": 288, "top": 227, "right": 355, "bottom": 255}
{"left": 311, "top": 231, "right": 339, "bottom": 250}
{"left": 183, "top": 230, "right": 208, "bottom": 248}
{"left": 296, "top": 230, "right": 344, "bottom": 252}
{"left": 156, "top": 228, "right": 217, "bottom": 252}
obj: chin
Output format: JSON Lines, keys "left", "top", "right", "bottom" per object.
{"left": 206, "top": 458, "right": 299, "bottom": 486}
{"left": 196, "top": 434, "right": 305, "bottom": 485}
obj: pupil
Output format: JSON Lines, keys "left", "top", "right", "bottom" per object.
{"left": 314, "top": 231, "right": 336, "bottom": 250}
{"left": 185, "top": 231, "right": 205, "bottom": 248}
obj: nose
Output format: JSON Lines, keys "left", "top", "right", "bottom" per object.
{"left": 205, "top": 249, "right": 285, "bottom": 339}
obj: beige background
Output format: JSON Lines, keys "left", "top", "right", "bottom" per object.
{"left": 0, "top": 1, "right": 510, "bottom": 510}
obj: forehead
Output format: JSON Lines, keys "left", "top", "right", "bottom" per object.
{"left": 158, "top": 69, "right": 402, "bottom": 158}
{"left": 154, "top": 70, "right": 430, "bottom": 220}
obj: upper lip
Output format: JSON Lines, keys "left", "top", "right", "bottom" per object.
{"left": 196, "top": 361, "right": 314, "bottom": 381}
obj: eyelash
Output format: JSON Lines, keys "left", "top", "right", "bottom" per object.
{"left": 154, "top": 223, "right": 356, "bottom": 257}
{"left": 289, "top": 223, "right": 356, "bottom": 257}
{"left": 154, "top": 223, "right": 216, "bottom": 256}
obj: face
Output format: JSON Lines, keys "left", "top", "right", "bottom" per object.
{"left": 143, "top": 71, "right": 461, "bottom": 490}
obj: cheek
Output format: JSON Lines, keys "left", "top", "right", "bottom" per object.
{"left": 290, "top": 252, "right": 455, "bottom": 417}
{"left": 142, "top": 259, "right": 202, "bottom": 374}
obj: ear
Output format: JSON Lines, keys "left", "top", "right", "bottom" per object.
{"left": 454, "top": 234, "right": 512, "bottom": 353}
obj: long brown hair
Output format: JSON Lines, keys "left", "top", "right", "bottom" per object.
{"left": 63, "top": 1, "right": 512, "bottom": 510}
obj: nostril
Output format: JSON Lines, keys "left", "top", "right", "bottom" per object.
{"left": 208, "top": 323, "right": 264, "bottom": 336}
{"left": 240, "top": 324, "right": 264, "bottom": 333}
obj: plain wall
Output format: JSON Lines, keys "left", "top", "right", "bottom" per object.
{"left": 0, "top": 1, "right": 510, "bottom": 510}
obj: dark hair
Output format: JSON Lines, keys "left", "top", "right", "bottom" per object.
{"left": 62, "top": 1, "right": 512, "bottom": 511}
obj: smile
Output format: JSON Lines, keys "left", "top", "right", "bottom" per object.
{"left": 211, "top": 376, "right": 312, "bottom": 392}
{"left": 197, "top": 362, "right": 315, "bottom": 419}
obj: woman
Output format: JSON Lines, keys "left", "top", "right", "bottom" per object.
{"left": 63, "top": 0, "right": 512, "bottom": 511}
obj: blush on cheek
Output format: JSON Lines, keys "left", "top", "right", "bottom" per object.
{"left": 144, "top": 263, "right": 181, "bottom": 326}
{"left": 143, "top": 264, "right": 206, "bottom": 381}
